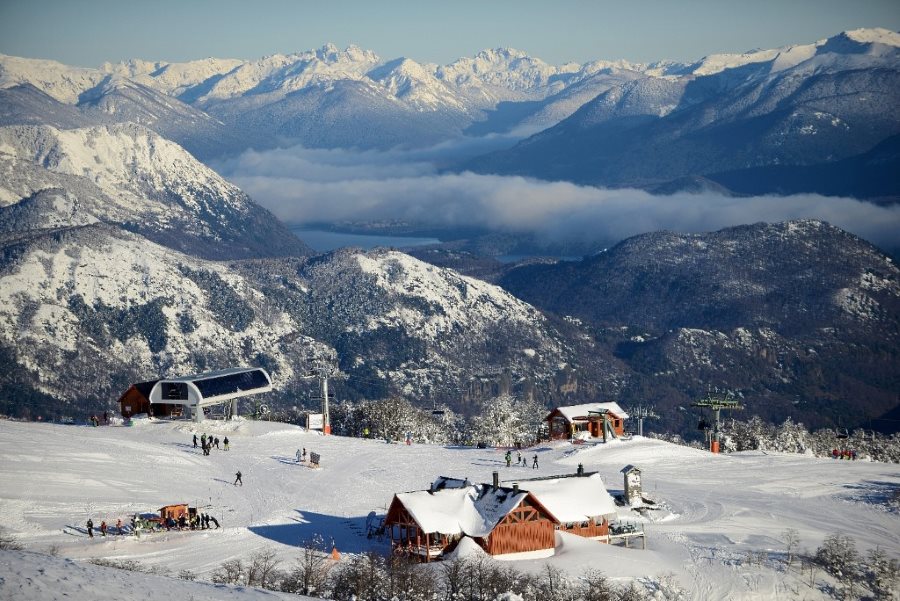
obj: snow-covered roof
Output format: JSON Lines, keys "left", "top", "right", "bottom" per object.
{"left": 551, "top": 402, "right": 629, "bottom": 421}
{"left": 621, "top": 464, "right": 641, "bottom": 474}
{"left": 504, "top": 473, "right": 618, "bottom": 523}
{"left": 395, "top": 484, "right": 527, "bottom": 537}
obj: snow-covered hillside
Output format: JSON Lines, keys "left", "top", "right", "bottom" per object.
{"left": 0, "top": 225, "right": 325, "bottom": 408}
{"left": 0, "top": 419, "right": 897, "bottom": 600}
{"left": 0, "top": 123, "right": 309, "bottom": 259}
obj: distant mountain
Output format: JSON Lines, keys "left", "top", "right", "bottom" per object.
{"left": 498, "top": 220, "right": 900, "bottom": 431}
{"left": 468, "top": 28, "right": 900, "bottom": 199}
{"left": 0, "top": 123, "right": 310, "bottom": 259}
{"left": 0, "top": 46, "right": 681, "bottom": 154}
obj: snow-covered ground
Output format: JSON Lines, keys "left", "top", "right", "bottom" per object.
{"left": 0, "top": 418, "right": 897, "bottom": 600}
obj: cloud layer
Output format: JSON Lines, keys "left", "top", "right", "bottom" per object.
{"left": 214, "top": 141, "right": 900, "bottom": 252}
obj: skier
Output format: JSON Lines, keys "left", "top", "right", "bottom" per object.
{"left": 100, "top": 520, "right": 108, "bottom": 537}
{"left": 532, "top": 454, "right": 539, "bottom": 469}
{"left": 302, "top": 448, "right": 307, "bottom": 461}
{"left": 223, "top": 436, "right": 229, "bottom": 451}
{"left": 505, "top": 450, "right": 512, "bottom": 467}
{"left": 234, "top": 471, "right": 243, "bottom": 486}
{"left": 116, "top": 518, "right": 122, "bottom": 535}
{"left": 130, "top": 515, "right": 137, "bottom": 532}
{"left": 214, "top": 437, "right": 220, "bottom": 450}
{"left": 296, "top": 449, "right": 302, "bottom": 463}
{"left": 86, "top": 518, "right": 94, "bottom": 538}
{"left": 516, "top": 451, "right": 522, "bottom": 466}
{"left": 210, "top": 515, "right": 220, "bottom": 529}
{"left": 201, "top": 434, "right": 207, "bottom": 449}
{"left": 193, "top": 434, "right": 198, "bottom": 448}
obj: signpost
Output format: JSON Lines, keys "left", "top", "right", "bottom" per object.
{"left": 307, "top": 413, "right": 324, "bottom": 431}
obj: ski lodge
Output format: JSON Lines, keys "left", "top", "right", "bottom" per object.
{"left": 118, "top": 367, "right": 272, "bottom": 422}
{"left": 503, "top": 466, "right": 618, "bottom": 540}
{"left": 385, "top": 474, "right": 556, "bottom": 561}
{"left": 545, "top": 402, "right": 629, "bottom": 440}
{"left": 385, "top": 469, "right": 620, "bottom": 562}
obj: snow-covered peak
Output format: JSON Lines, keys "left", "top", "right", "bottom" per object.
{"left": 102, "top": 57, "right": 244, "bottom": 97}
{"left": 0, "top": 123, "right": 244, "bottom": 214}
{"left": 685, "top": 27, "right": 900, "bottom": 77}
{"left": 842, "top": 27, "right": 900, "bottom": 47}
{"left": 351, "top": 249, "right": 552, "bottom": 341}
{"left": 0, "top": 54, "right": 105, "bottom": 103}
{"left": 367, "top": 58, "right": 463, "bottom": 110}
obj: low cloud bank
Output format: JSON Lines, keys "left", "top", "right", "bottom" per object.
{"left": 214, "top": 142, "right": 900, "bottom": 251}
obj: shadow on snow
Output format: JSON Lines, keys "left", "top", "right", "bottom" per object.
{"left": 249, "top": 510, "right": 389, "bottom": 554}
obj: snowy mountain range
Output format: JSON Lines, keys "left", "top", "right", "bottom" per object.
{"left": 470, "top": 29, "right": 900, "bottom": 196}
{"left": 2, "top": 29, "right": 897, "bottom": 198}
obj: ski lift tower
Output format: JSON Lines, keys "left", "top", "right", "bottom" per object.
{"left": 628, "top": 406, "right": 659, "bottom": 437}
{"left": 304, "top": 353, "right": 340, "bottom": 436}
{"left": 691, "top": 390, "right": 744, "bottom": 453}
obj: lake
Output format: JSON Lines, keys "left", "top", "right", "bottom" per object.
{"left": 291, "top": 228, "right": 441, "bottom": 252}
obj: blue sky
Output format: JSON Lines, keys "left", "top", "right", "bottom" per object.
{"left": 1, "top": 0, "right": 898, "bottom": 67}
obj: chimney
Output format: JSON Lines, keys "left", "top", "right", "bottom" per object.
{"left": 492, "top": 471, "right": 499, "bottom": 488}
{"left": 513, "top": 483, "right": 519, "bottom": 493}
{"left": 577, "top": 463, "right": 584, "bottom": 477}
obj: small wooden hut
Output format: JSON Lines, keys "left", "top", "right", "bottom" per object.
{"left": 119, "top": 380, "right": 161, "bottom": 418}
{"left": 545, "top": 402, "right": 629, "bottom": 440}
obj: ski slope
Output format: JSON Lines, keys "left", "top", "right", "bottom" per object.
{"left": 0, "top": 417, "right": 897, "bottom": 600}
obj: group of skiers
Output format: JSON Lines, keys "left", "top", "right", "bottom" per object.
{"left": 164, "top": 512, "right": 220, "bottom": 531}
{"left": 832, "top": 448, "right": 858, "bottom": 460}
{"left": 505, "top": 450, "right": 539, "bottom": 469}
{"left": 87, "top": 511, "right": 221, "bottom": 538}
{"left": 194, "top": 433, "right": 229, "bottom": 455}
{"left": 85, "top": 517, "right": 126, "bottom": 538}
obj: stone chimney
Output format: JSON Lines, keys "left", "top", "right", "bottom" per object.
{"left": 492, "top": 471, "right": 499, "bottom": 488}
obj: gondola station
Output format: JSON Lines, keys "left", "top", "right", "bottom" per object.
{"left": 118, "top": 367, "right": 272, "bottom": 422}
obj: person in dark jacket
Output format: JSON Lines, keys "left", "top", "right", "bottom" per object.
{"left": 86, "top": 518, "right": 94, "bottom": 538}
{"left": 193, "top": 434, "right": 198, "bottom": 448}
{"left": 223, "top": 437, "right": 230, "bottom": 451}
{"left": 234, "top": 471, "right": 242, "bottom": 486}
{"left": 210, "top": 515, "right": 220, "bottom": 529}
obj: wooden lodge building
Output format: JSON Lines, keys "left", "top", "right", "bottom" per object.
{"left": 545, "top": 402, "right": 629, "bottom": 440}
{"left": 385, "top": 469, "right": 620, "bottom": 562}
{"left": 385, "top": 474, "right": 557, "bottom": 562}
{"left": 504, "top": 468, "right": 618, "bottom": 541}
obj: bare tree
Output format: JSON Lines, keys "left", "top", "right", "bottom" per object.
{"left": 246, "top": 546, "right": 280, "bottom": 589}
{"left": 281, "top": 535, "right": 331, "bottom": 596}
{"left": 782, "top": 528, "right": 800, "bottom": 566}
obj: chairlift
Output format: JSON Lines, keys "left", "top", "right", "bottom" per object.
{"left": 431, "top": 401, "right": 445, "bottom": 417}
{"left": 836, "top": 427, "right": 849, "bottom": 439}
{"left": 697, "top": 418, "right": 710, "bottom": 431}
